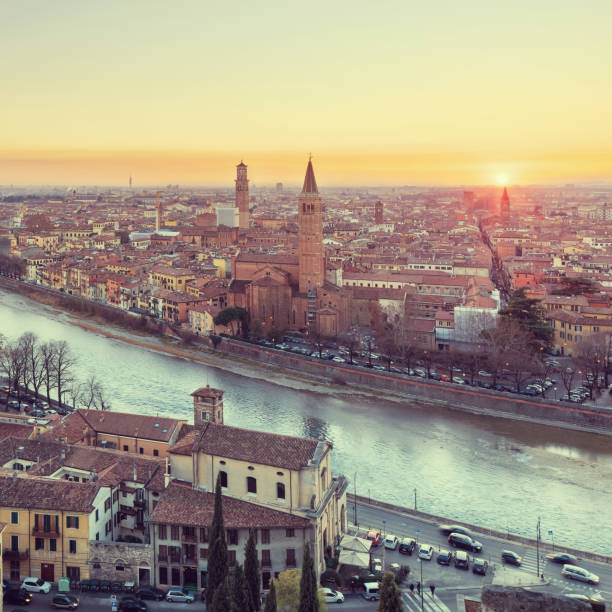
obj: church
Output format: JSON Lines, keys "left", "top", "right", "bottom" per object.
{"left": 228, "top": 158, "right": 352, "bottom": 338}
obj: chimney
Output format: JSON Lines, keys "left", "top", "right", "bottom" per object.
{"left": 133, "top": 463, "right": 137, "bottom": 482}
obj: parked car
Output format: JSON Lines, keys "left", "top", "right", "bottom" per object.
{"left": 51, "top": 593, "right": 79, "bottom": 609}
{"left": 478, "top": 370, "right": 492, "bottom": 377}
{"left": 3, "top": 587, "right": 32, "bottom": 605}
{"left": 414, "top": 369, "right": 426, "bottom": 378}
{"left": 501, "top": 550, "right": 522, "bottom": 566}
{"left": 366, "top": 529, "right": 381, "bottom": 547}
{"left": 546, "top": 553, "right": 579, "bottom": 565}
{"left": 448, "top": 533, "right": 482, "bottom": 552}
{"left": 472, "top": 558, "right": 488, "bottom": 575}
{"left": 320, "top": 587, "right": 344, "bottom": 604}
{"left": 452, "top": 376, "right": 466, "bottom": 384}
{"left": 454, "top": 550, "right": 469, "bottom": 570}
{"left": 398, "top": 537, "right": 416, "bottom": 555}
{"left": 436, "top": 550, "right": 453, "bottom": 566}
{"left": 418, "top": 544, "right": 434, "bottom": 560}
{"left": 561, "top": 564, "right": 599, "bottom": 585}
{"left": 371, "top": 557, "right": 383, "bottom": 573}
{"left": 135, "top": 585, "right": 166, "bottom": 601}
{"left": 361, "top": 582, "right": 380, "bottom": 601}
{"left": 21, "top": 577, "right": 51, "bottom": 593}
{"left": 119, "top": 596, "right": 148, "bottom": 611}
{"left": 166, "top": 589, "right": 194, "bottom": 603}
{"left": 383, "top": 534, "right": 399, "bottom": 550}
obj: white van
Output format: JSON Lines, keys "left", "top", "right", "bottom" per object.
{"left": 362, "top": 582, "right": 380, "bottom": 601}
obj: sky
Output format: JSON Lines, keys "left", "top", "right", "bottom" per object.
{"left": 1, "top": 0, "right": 611, "bottom": 187}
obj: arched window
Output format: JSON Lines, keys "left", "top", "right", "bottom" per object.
{"left": 276, "top": 482, "right": 286, "bottom": 500}
{"left": 219, "top": 470, "right": 228, "bottom": 488}
{"left": 247, "top": 477, "right": 257, "bottom": 494}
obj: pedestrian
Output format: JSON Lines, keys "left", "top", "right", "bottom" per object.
{"left": 417, "top": 581, "right": 421, "bottom": 594}
{"left": 409, "top": 583, "right": 414, "bottom": 595}
{"left": 430, "top": 584, "right": 436, "bottom": 597}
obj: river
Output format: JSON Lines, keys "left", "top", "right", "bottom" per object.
{"left": 1, "top": 287, "right": 611, "bottom": 554}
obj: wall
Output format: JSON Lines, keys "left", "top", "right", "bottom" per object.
{"left": 89, "top": 540, "right": 153, "bottom": 584}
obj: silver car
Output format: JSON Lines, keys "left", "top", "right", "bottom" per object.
{"left": 561, "top": 564, "right": 599, "bottom": 585}
{"left": 166, "top": 588, "right": 195, "bottom": 603}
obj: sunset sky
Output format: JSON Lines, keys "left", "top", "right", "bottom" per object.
{"left": 1, "top": 0, "right": 611, "bottom": 187}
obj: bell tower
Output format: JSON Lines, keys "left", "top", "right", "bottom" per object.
{"left": 298, "top": 156, "right": 325, "bottom": 295}
{"left": 191, "top": 385, "right": 224, "bottom": 426}
{"left": 235, "top": 161, "right": 249, "bottom": 229}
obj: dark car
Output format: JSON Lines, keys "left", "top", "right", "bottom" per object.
{"left": 51, "top": 594, "right": 79, "bottom": 609}
{"left": 448, "top": 532, "right": 482, "bottom": 552}
{"left": 439, "top": 524, "right": 474, "bottom": 537}
{"left": 472, "top": 558, "right": 488, "bottom": 575}
{"left": 4, "top": 587, "right": 32, "bottom": 605}
{"left": 546, "top": 553, "right": 579, "bottom": 565}
{"left": 398, "top": 537, "right": 416, "bottom": 555}
{"left": 119, "top": 596, "right": 148, "bottom": 611}
{"left": 501, "top": 550, "right": 522, "bottom": 566}
{"left": 436, "top": 550, "right": 453, "bottom": 565}
{"left": 135, "top": 585, "right": 166, "bottom": 601}
{"left": 477, "top": 381, "right": 493, "bottom": 389}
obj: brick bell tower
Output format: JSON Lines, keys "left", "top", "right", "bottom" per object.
{"left": 191, "top": 385, "right": 224, "bottom": 426}
{"left": 235, "top": 161, "right": 249, "bottom": 229}
{"left": 298, "top": 156, "right": 325, "bottom": 295}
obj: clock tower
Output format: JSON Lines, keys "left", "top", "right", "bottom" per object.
{"left": 235, "top": 161, "right": 249, "bottom": 229}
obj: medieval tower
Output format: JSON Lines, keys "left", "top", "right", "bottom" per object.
{"left": 235, "top": 161, "right": 249, "bottom": 229}
{"left": 500, "top": 186, "right": 510, "bottom": 220}
{"left": 298, "top": 157, "right": 325, "bottom": 297}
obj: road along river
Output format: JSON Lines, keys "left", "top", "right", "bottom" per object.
{"left": 1, "top": 287, "right": 611, "bottom": 554}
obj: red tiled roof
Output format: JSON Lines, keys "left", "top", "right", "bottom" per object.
{"left": 149, "top": 481, "right": 310, "bottom": 528}
{"left": 189, "top": 422, "right": 321, "bottom": 471}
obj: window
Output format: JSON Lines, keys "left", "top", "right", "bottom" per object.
{"left": 158, "top": 545, "right": 168, "bottom": 561}
{"left": 50, "top": 539, "right": 57, "bottom": 552}
{"left": 104, "top": 498, "right": 111, "bottom": 511}
{"left": 171, "top": 568, "right": 181, "bottom": 586}
{"left": 262, "top": 549, "right": 271, "bottom": 567}
{"left": 35, "top": 538, "right": 44, "bottom": 551}
{"left": 227, "top": 529, "right": 238, "bottom": 546}
{"left": 247, "top": 477, "right": 257, "bottom": 494}
{"left": 67, "top": 566, "right": 80, "bottom": 581}
{"left": 10, "top": 535, "right": 18, "bottom": 551}
{"left": 219, "top": 470, "right": 228, "bottom": 488}
{"left": 10, "top": 511, "right": 18, "bottom": 524}
{"left": 276, "top": 482, "right": 286, "bottom": 499}
{"left": 159, "top": 524, "right": 167, "bottom": 540}
{"left": 95, "top": 509, "right": 99, "bottom": 522}
{"left": 113, "top": 490, "right": 119, "bottom": 503}
{"left": 116, "top": 563, "right": 125, "bottom": 571}
{"left": 286, "top": 528, "right": 295, "bottom": 538}
{"left": 170, "top": 525, "right": 180, "bottom": 540}
{"left": 261, "top": 529, "right": 270, "bottom": 545}
{"left": 200, "top": 547, "right": 208, "bottom": 560}
{"left": 139, "top": 448, "right": 144, "bottom": 455}
{"left": 286, "top": 549, "right": 296, "bottom": 567}
{"left": 199, "top": 527, "right": 208, "bottom": 543}
{"left": 123, "top": 445, "right": 129, "bottom": 452}
{"left": 228, "top": 550, "right": 237, "bottom": 566}
{"left": 153, "top": 449, "right": 159, "bottom": 457}
{"left": 66, "top": 516, "right": 79, "bottom": 529}
{"left": 69, "top": 540, "right": 77, "bottom": 554}
{"left": 159, "top": 567, "right": 168, "bottom": 585}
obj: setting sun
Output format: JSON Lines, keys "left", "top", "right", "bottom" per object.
{"left": 496, "top": 174, "right": 509, "bottom": 186}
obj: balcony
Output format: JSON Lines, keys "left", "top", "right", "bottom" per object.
{"left": 181, "top": 533, "right": 197, "bottom": 543}
{"left": 3, "top": 549, "right": 29, "bottom": 561}
{"left": 32, "top": 528, "right": 60, "bottom": 538}
{"left": 158, "top": 554, "right": 168, "bottom": 563}
{"left": 133, "top": 498, "right": 147, "bottom": 509}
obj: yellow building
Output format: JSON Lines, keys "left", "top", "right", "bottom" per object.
{"left": 148, "top": 266, "right": 196, "bottom": 292}
{"left": 0, "top": 475, "right": 108, "bottom": 583}
{"left": 548, "top": 310, "right": 612, "bottom": 356}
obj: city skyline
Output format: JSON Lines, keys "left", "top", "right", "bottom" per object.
{"left": 2, "top": 0, "right": 611, "bottom": 186}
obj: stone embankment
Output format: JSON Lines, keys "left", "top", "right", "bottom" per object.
{"left": 2, "top": 276, "right": 612, "bottom": 436}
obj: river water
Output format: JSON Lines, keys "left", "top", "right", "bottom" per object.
{"left": 1, "top": 288, "right": 611, "bottom": 554}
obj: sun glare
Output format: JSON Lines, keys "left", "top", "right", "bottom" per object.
{"left": 496, "top": 174, "right": 508, "bottom": 186}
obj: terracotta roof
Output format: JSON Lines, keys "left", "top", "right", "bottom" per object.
{"left": 150, "top": 480, "right": 310, "bottom": 528}
{"left": 0, "top": 422, "right": 33, "bottom": 442}
{"left": 75, "top": 409, "right": 183, "bottom": 442}
{"left": 0, "top": 474, "right": 99, "bottom": 512}
{"left": 190, "top": 422, "right": 322, "bottom": 470}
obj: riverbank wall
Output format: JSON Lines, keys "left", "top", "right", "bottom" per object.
{"left": 3, "top": 276, "right": 612, "bottom": 436}
{"left": 348, "top": 494, "right": 612, "bottom": 566}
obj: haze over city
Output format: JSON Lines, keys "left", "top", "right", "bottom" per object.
{"left": 2, "top": 0, "right": 612, "bottom": 186}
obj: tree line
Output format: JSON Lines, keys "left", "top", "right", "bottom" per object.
{"left": 0, "top": 332, "right": 108, "bottom": 410}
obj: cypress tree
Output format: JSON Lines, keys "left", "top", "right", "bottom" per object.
{"left": 298, "top": 542, "right": 319, "bottom": 612}
{"left": 244, "top": 528, "right": 261, "bottom": 611}
{"left": 211, "top": 578, "right": 232, "bottom": 612}
{"left": 263, "top": 579, "right": 277, "bottom": 612}
{"left": 232, "top": 564, "right": 250, "bottom": 612}
{"left": 207, "top": 473, "right": 228, "bottom": 608}
{"left": 376, "top": 572, "right": 403, "bottom": 612}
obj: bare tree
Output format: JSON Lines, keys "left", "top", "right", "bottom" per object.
{"left": 0, "top": 338, "right": 26, "bottom": 403}
{"left": 51, "top": 340, "right": 75, "bottom": 407}
{"left": 560, "top": 367, "right": 577, "bottom": 401}
{"left": 19, "top": 332, "right": 45, "bottom": 400}
{"left": 40, "top": 341, "right": 57, "bottom": 404}
{"left": 82, "top": 375, "right": 110, "bottom": 410}
{"left": 338, "top": 331, "right": 359, "bottom": 365}
{"left": 576, "top": 336, "right": 606, "bottom": 400}
{"left": 66, "top": 380, "right": 85, "bottom": 410}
